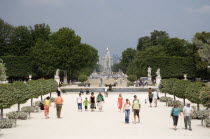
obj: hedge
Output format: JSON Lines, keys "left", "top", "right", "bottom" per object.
{"left": 127, "top": 56, "right": 196, "bottom": 78}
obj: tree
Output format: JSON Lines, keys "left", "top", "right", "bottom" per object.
{"left": 137, "top": 36, "right": 151, "bottom": 51}
{"left": 165, "top": 38, "right": 187, "bottom": 57}
{"left": 30, "top": 23, "right": 51, "bottom": 45}
{"left": 12, "top": 81, "right": 31, "bottom": 111}
{"left": 112, "top": 63, "right": 121, "bottom": 72}
{"left": 200, "top": 85, "right": 210, "bottom": 109}
{"left": 8, "top": 26, "right": 33, "bottom": 56}
{"left": 150, "top": 30, "right": 169, "bottom": 46}
{"left": 127, "top": 75, "right": 137, "bottom": 82}
{"left": 78, "top": 75, "right": 88, "bottom": 82}
{"left": 172, "top": 80, "right": 191, "bottom": 105}
{"left": 185, "top": 82, "right": 203, "bottom": 110}
{"left": 163, "top": 79, "right": 179, "bottom": 101}
{"left": 0, "top": 18, "right": 14, "bottom": 56}
{"left": 193, "top": 32, "right": 210, "bottom": 64}
{"left": 0, "top": 84, "right": 16, "bottom": 119}
{"left": 120, "top": 48, "right": 136, "bottom": 73}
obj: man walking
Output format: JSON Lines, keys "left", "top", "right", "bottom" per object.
{"left": 152, "top": 89, "right": 158, "bottom": 107}
{"left": 97, "top": 92, "right": 104, "bottom": 112}
{"left": 55, "top": 94, "right": 64, "bottom": 118}
{"left": 183, "top": 103, "right": 193, "bottom": 130}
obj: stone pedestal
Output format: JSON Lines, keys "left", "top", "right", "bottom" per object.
{"left": 156, "top": 76, "right": 162, "bottom": 87}
{"left": 63, "top": 72, "right": 68, "bottom": 84}
{"left": 148, "top": 75, "right": 152, "bottom": 84}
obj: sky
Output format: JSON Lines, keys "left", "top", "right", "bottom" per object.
{"left": 0, "top": 0, "right": 210, "bottom": 56}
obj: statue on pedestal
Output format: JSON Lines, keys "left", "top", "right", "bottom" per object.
{"left": 147, "top": 66, "right": 152, "bottom": 84}
{"left": 155, "top": 68, "right": 161, "bottom": 87}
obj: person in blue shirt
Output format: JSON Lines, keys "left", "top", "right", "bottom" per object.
{"left": 170, "top": 104, "right": 181, "bottom": 130}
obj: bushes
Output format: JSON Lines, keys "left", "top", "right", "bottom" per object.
{"left": 0, "top": 119, "right": 15, "bottom": 129}
{"left": 127, "top": 75, "right": 137, "bottom": 82}
{"left": 127, "top": 82, "right": 134, "bottom": 87}
{"left": 6, "top": 111, "right": 27, "bottom": 120}
{"left": 78, "top": 75, "right": 88, "bottom": 82}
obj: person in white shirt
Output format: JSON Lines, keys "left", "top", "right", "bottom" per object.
{"left": 183, "top": 103, "right": 193, "bottom": 130}
{"left": 152, "top": 90, "right": 158, "bottom": 107}
{"left": 77, "top": 93, "right": 83, "bottom": 112}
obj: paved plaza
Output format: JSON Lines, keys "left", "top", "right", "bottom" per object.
{"left": 1, "top": 92, "right": 210, "bottom": 139}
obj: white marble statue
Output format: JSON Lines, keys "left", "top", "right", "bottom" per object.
{"left": 156, "top": 68, "right": 161, "bottom": 77}
{"left": 148, "top": 66, "right": 152, "bottom": 76}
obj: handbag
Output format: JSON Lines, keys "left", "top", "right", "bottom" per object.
{"left": 171, "top": 108, "right": 174, "bottom": 116}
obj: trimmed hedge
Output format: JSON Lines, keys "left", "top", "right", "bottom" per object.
{"left": 127, "top": 56, "right": 196, "bottom": 78}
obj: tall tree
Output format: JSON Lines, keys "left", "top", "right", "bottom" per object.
{"left": 8, "top": 26, "right": 33, "bottom": 56}
{"left": 150, "top": 30, "right": 169, "bottom": 46}
{"left": 120, "top": 48, "right": 136, "bottom": 73}
{"left": 0, "top": 18, "right": 14, "bottom": 56}
{"left": 137, "top": 36, "right": 151, "bottom": 51}
{"left": 30, "top": 23, "right": 51, "bottom": 45}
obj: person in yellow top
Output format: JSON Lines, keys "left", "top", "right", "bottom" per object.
{"left": 132, "top": 95, "right": 141, "bottom": 124}
{"left": 44, "top": 97, "right": 50, "bottom": 119}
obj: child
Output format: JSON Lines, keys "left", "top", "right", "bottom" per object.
{"left": 84, "top": 97, "right": 89, "bottom": 111}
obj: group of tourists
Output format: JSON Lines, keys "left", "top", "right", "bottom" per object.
{"left": 42, "top": 87, "right": 194, "bottom": 131}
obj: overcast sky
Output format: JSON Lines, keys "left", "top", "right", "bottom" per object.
{"left": 0, "top": 0, "right": 210, "bottom": 56}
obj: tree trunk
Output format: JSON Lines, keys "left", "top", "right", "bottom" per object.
{"left": 0, "top": 109, "right": 3, "bottom": 119}
{"left": 50, "top": 92, "right": 52, "bottom": 98}
{"left": 197, "top": 103, "right": 200, "bottom": 111}
{"left": 183, "top": 98, "right": 185, "bottom": 106}
{"left": 173, "top": 95, "right": 176, "bottom": 101}
{"left": 165, "top": 92, "right": 166, "bottom": 97}
{"left": 41, "top": 95, "right": 43, "bottom": 101}
{"left": 18, "top": 103, "right": 20, "bottom": 111}
{"left": 31, "top": 98, "right": 33, "bottom": 106}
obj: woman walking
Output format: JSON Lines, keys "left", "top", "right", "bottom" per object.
{"left": 44, "top": 96, "right": 50, "bottom": 119}
{"left": 170, "top": 104, "right": 181, "bottom": 130}
{"left": 117, "top": 94, "right": 123, "bottom": 111}
{"left": 148, "top": 88, "right": 153, "bottom": 107}
{"left": 97, "top": 92, "right": 104, "bottom": 112}
{"left": 123, "top": 99, "right": 131, "bottom": 124}
{"left": 90, "top": 92, "right": 96, "bottom": 111}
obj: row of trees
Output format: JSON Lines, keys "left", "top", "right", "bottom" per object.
{"left": 0, "top": 79, "right": 57, "bottom": 119}
{"left": 116, "top": 30, "right": 210, "bottom": 79}
{"left": 0, "top": 18, "right": 99, "bottom": 80}
{"left": 159, "top": 79, "right": 210, "bottom": 110}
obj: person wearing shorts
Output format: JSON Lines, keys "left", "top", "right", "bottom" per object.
{"left": 132, "top": 95, "right": 141, "bottom": 124}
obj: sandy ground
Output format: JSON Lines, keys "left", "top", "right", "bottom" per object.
{"left": 0, "top": 92, "right": 210, "bottom": 139}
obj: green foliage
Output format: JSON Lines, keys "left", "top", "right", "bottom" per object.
{"left": 0, "top": 56, "right": 32, "bottom": 79}
{"left": 163, "top": 79, "right": 179, "bottom": 96}
{"left": 78, "top": 75, "right": 88, "bottom": 82}
{"left": 185, "top": 82, "right": 203, "bottom": 104}
{"left": 137, "top": 36, "right": 151, "bottom": 51}
{"left": 127, "top": 56, "right": 196, "bottom": 78}
{"left": 111, "top": 63, "right": 121, "bottom": 72}
{"left": 200, "top": 85, "right": 210, "bottom": 109}
{"left": 6, "top": 111, "right": 27, "bottom": 120}
{"left": 172, "top": 80, "right": 191, "bottom": 99}
{"left": 120, "top": 48, "right": 136, "bottom": 73}
{"left": 127, "top": 82, "right": 134, "bottom": 86}
{"left": 0, "top": 119, "right": 15, "bottom": 129}
{"left": 159, "top": 96, "right": 173, "bottom": 102}
{"left": 11, "top": 81, "right": 31, "bottom": 105}
{"left": 150, "top": 30, "right": 169, "bottom": 46}
{"left": 0, "top": 18, "right": 14, "bottom": 56}
{"left": 127, "top": 75, "right": 137, "bottom": 82}
{"left": 0, "top": 59, "right": 7, "bottom": 81}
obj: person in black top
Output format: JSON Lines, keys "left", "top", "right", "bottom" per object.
{"left": 90, "top": 92, "right": 96, "bottom": 111}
